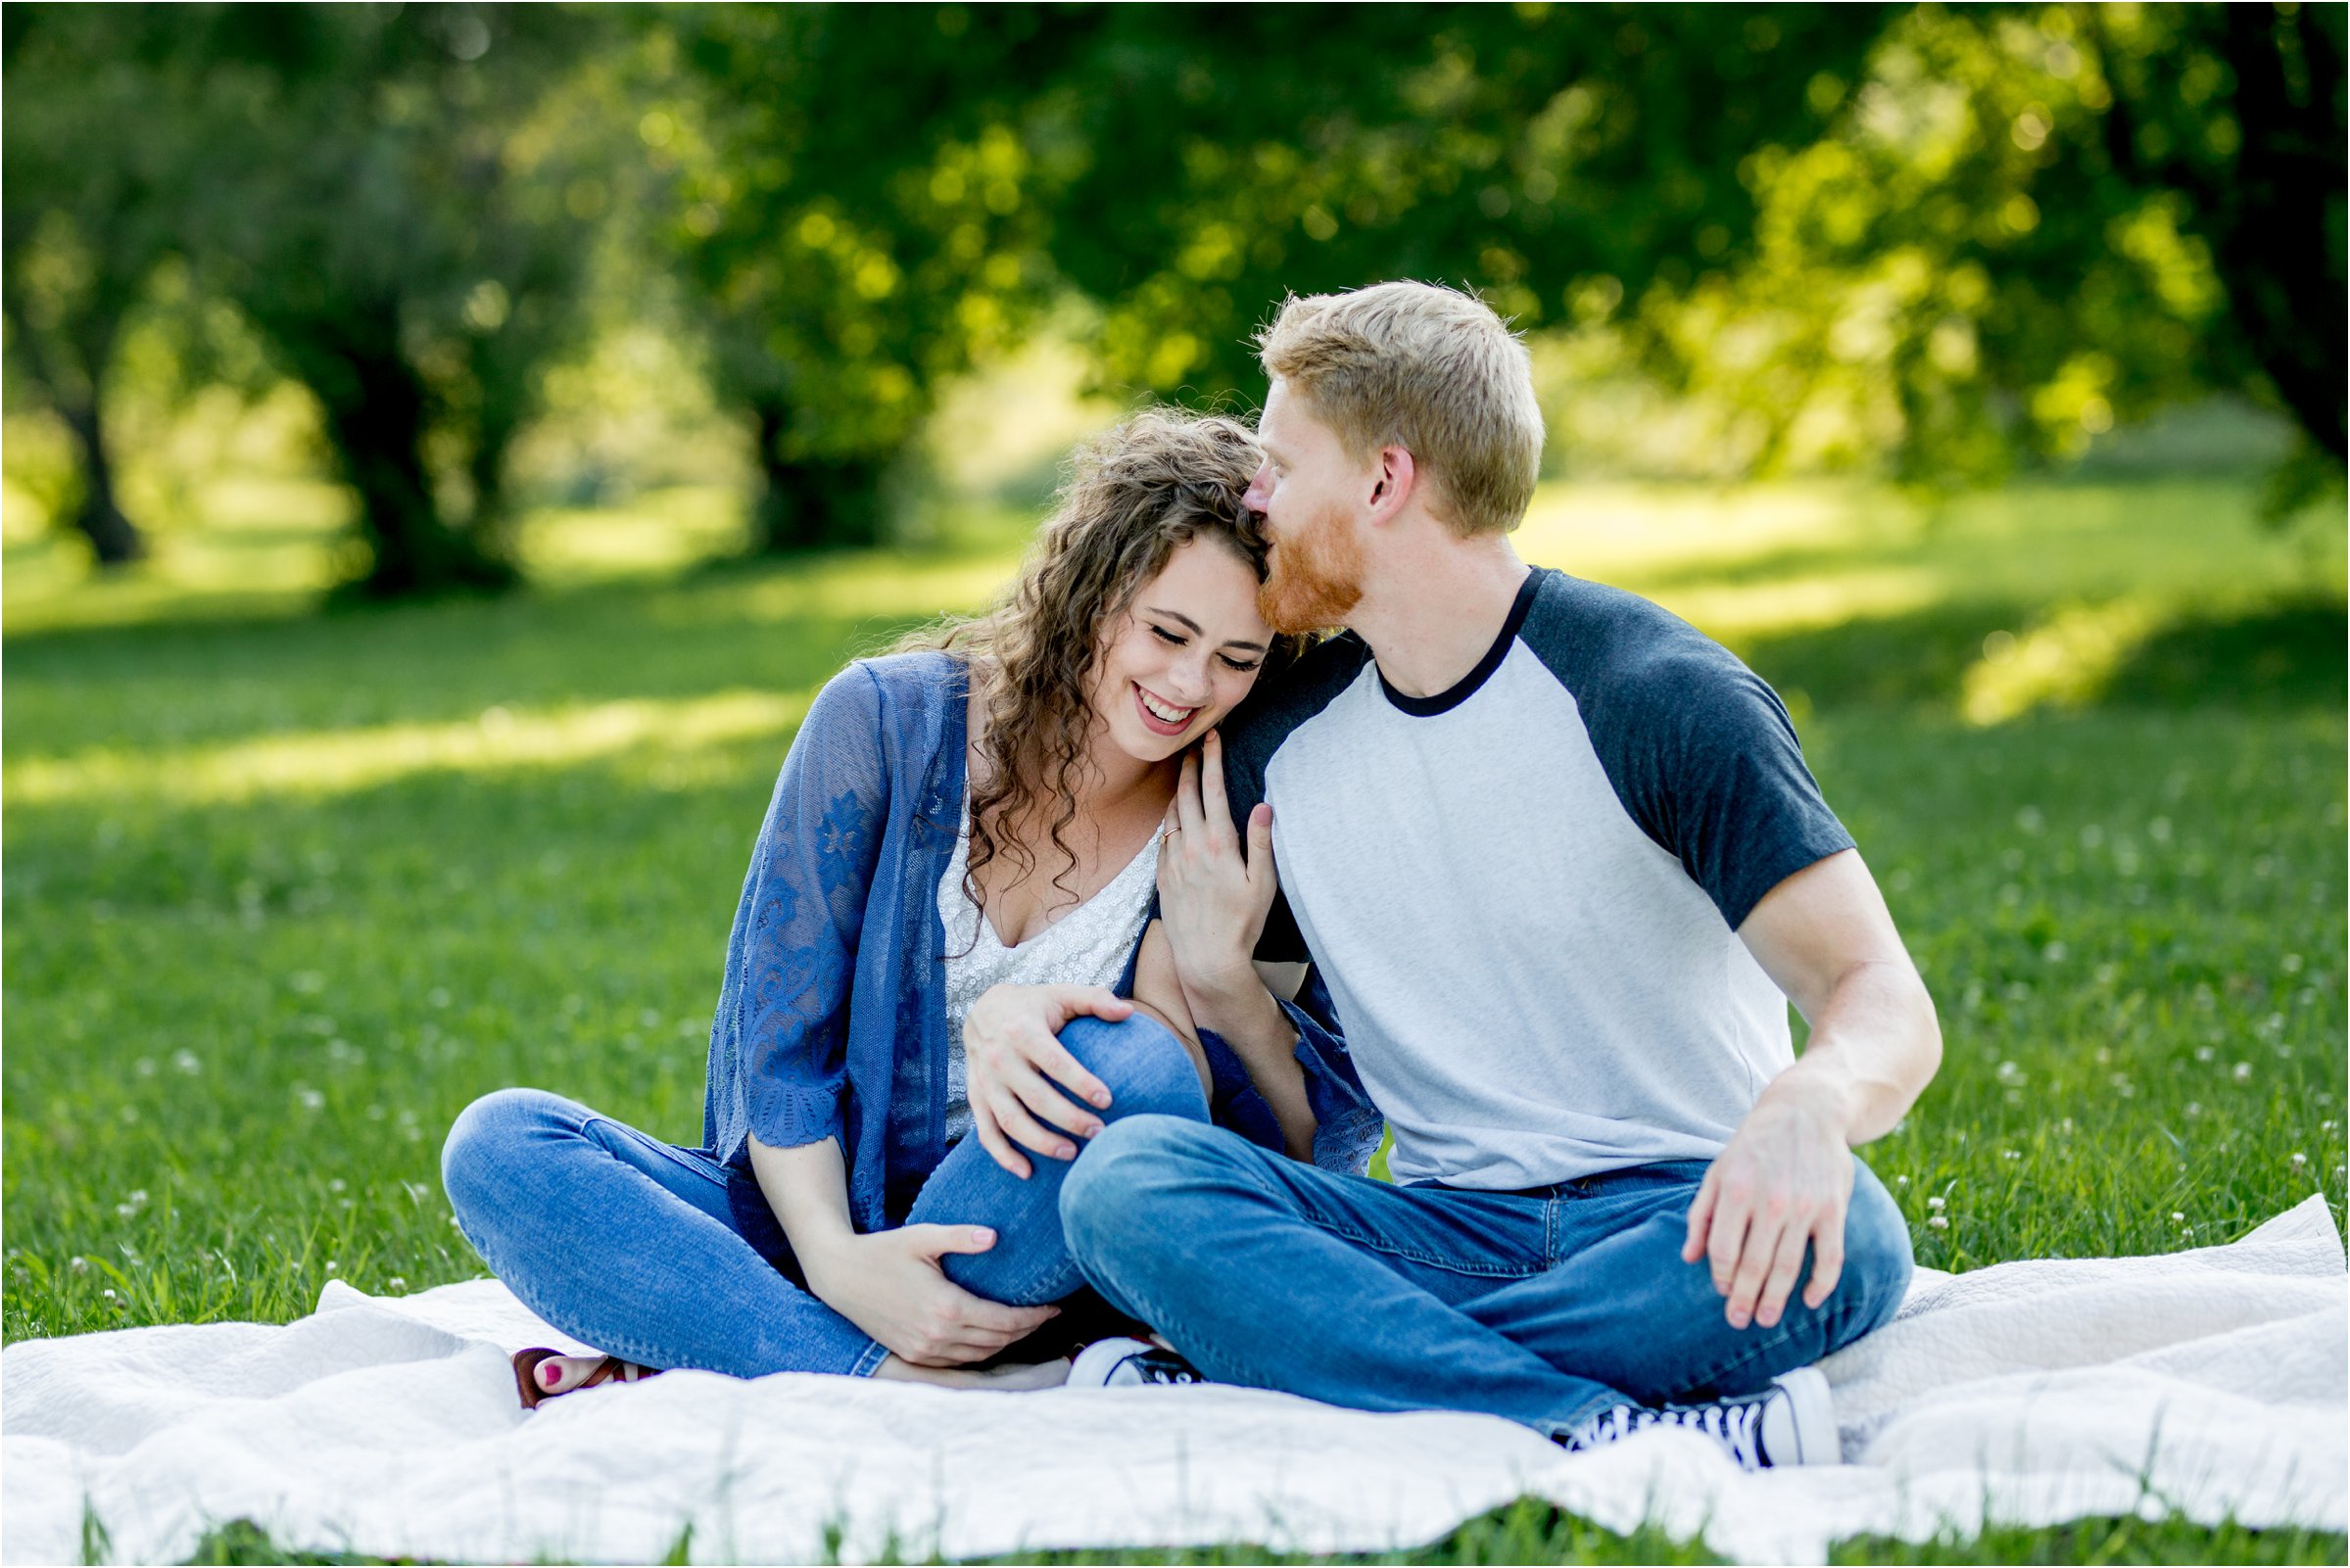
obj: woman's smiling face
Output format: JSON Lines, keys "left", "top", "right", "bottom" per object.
{"left": 1088, "top": 536, "right": 1273, "bottom": 764}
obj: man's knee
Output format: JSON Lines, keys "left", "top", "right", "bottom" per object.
{"left": 1058, "top": 1114, "right": 1225, "bottom": 1262}
{"left": 1834, "top": 1158, "right": 1915, "bottom": 1336}
{"left": 1059, "top": 1015, "right": 1209, "bottom": 1122}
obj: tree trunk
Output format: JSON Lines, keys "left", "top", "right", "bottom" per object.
{"left": 2216, "top": 5, "right": 2346, "bottom": 459}
{"left": 318, "top": 352, "right": 513, "bottom": 597}
{"left": 57, "top": 392, "right": 145, "bottom": 568}
{"left": 749, "top": 397, "right": 887, "bottom": 552}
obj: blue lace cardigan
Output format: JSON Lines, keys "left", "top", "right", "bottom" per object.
{"left": 700, "top": 650, "right": 1382, "bottom": 1233}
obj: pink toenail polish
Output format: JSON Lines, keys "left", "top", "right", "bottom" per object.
{"left": 541, "top": 1362, "right": 560, "bottom": 1389}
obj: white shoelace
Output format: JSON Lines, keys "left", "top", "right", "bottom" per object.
{"left": 1571, "top": 1395, "right": 1768, "bottom": 1469}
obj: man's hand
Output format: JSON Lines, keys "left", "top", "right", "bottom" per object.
{"left": 1680, "top": 1077, "right": 1856, "bottom": 1330}
{"left": 799, "top": 1225, "right": 1059, "bottom": 1366}
{"left": 964, "top": 982, "right": 1129, "bottom": 1178}
{"left": 1686, "top": 848, "right": 1942, "bottom": 1330}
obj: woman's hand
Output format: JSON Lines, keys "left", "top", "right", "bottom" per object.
{"left": 1157, "top": 730, "right": 1279, "bottom": 1012}
{"left": 798, "top": 1225, "right": 1060, "bottom": 1366}
{"left": 964, "top": 982, "right": 1130, "bottom": 1179}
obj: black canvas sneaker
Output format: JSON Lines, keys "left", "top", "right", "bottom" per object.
{"left": 1067, "top": 1336, "right": 1207, "bottom": 1388}
{"left": 1558, "top": 1365, "right": 1838, "bottom": 1470}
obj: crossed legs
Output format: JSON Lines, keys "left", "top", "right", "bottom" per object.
{"left": 1060, "top": 1116, "right": 1912, "bottom": 1436}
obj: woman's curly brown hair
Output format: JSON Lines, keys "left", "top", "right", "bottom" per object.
{"left": 900, "top": 406, "right": 1286, "bottom": 923}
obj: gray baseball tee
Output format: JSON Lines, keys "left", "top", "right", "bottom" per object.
{"left": 1221, "top": 566, "right": 1855, "bottom": 1190}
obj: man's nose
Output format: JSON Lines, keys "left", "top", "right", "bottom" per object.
{"left": 1243, "top": 463, "right": 1272, "bottom": 512}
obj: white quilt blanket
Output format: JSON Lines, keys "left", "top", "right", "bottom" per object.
{"left": 6, "top": 1195, "right": 2343, "bottom": 1565}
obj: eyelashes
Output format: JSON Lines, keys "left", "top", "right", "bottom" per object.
{"left": 1150, "top": 624, "right": 1260, "bottom": 673}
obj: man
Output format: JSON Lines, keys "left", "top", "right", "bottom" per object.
{"left": 1058, "top": 281, "right": 1941, "bottom": 1469}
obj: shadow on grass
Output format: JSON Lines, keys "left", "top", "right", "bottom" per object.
{"left": 1743, "top": 594, "right": 2346, "bottom": 714}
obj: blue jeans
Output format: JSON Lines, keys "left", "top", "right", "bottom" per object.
{"left": 1060, "top": 1117, "right": 1913, "bottom": 1435}
{"left": 441, "top": 1016, "right": 1208, "bottom": 1378}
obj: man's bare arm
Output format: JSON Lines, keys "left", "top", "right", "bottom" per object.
{"left": 1681, "top": 848, "right": 1941, "bottom": 1332}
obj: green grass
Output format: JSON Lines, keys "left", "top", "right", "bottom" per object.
{"left": 4, "top": 473, "right": 2344, "bottom": 1563}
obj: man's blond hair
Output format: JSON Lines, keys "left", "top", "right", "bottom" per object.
{"left": 1255, "top": 281, "right": 1544, "bottom": 536}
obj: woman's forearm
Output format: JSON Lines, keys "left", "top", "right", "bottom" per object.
{"left": 1187, "top": 975, "right": 1317, "bottom": 1161}
{"left": 745, "top": 1132, "right": 859, "bottom": 1289}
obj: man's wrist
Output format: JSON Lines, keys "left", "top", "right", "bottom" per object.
{"left": 1760, "top": 1056, "right": 1865, "bottom": 1140}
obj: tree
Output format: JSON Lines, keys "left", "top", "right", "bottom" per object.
{"left": 1035, "top": 6, "right": 1889, "bottom": 399}
{"left": 1031, "top": 4, "right": 2340, "bottom": 494}
{"left": 0, "top": 7, "right": 198, "bottom": 565}
{"left": 640, "top": 5, "right": 1079, "bottom": 552}
{"left": 1636, "top": 3, "right": 2346, "bottom": 488}
{"left": 183, "top": 4, "right": 612, "bottom": 595}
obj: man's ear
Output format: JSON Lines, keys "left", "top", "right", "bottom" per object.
{"left": 1367, "top": 446, "right": 1418, "bottom": 521}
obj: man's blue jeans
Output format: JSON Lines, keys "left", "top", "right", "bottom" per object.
{"left": 440, "top": 1016, "right": 1206, "bottom": 1379}
{"left": 1060, "top": 1116, "right": 1913, "bottom": 1436}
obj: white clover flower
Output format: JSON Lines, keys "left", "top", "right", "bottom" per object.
{"left": 1927, "top": 1215, "right": 1949, "bottom": 1230}
{"left": 2195, "top": 1046, "right": 2215, "bottom": 1064}
{"left": 69, "top": 1257, "right": 88, "bottom": 1274}
{"left": 1927, "top": 1196, "right": 1946, "bottom": 1211}
{"left": 2233, "top": 1062, "right": 2253, "bottom": 1081}
{"left": 2185, "top": 1102, "right": 2202, "bottom": 1117}
{"left": 1894, "top": 1175, "right": 1910, "bottom": 1186}
{"left": 2172, "top": 1211, "right": 2186, "bottom": 1222}
{"left": 388, "top": 1276, "right": 408, "bottom": 1292}
{"left": 2291, "top": 1153, "right": 2308, "bottom": 1166}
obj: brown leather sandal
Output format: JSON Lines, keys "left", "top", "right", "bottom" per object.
{"left": 511, "top": 1347, "right": 661, "bottom": 1409}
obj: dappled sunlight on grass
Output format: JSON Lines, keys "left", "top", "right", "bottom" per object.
{"left": 5, "top": 687, "right": 816, "bottom": 807}
{"left": 1521, "top": 478, "right": 2343, "bottom": 653}
{"left": 1961, "top": 596, "right": 2174, "bottom": 726}
{"left": 508, "top": 485, "right": 747, "bottom": 587}
{"left": 657, "top": 548, "right": 1019, "bottom": 635}
{"left": 3, "top": 476, "right": 353, "bottom": 634}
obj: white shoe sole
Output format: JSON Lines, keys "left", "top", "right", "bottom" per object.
{"left": 1068, "top": 1336, "right": 1154, "bottom": 1389}
{"left": 1768, "top": 1365, "right": 1840, "bottom": 1465}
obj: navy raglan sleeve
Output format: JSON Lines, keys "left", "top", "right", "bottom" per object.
{"left": 1522, "top": 580, "right": 1854, "bottom": 931}
{"left": 1636, "top": 658, "right": 1856, "bottom": 928}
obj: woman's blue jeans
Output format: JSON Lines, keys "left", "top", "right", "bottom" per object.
{"left": 441, "top": 1016, "right": 1208, "bottom": 1379}
{"left": 1060, "top": 1116, "right": 1914, "bottom": 1436}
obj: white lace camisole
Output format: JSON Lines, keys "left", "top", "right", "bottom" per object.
{"left": 936, "top": 801, "right": 1167, "bottom": 1145}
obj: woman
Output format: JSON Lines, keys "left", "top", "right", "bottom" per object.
{"left": 442, "top": 408, "right": 1339, "bottom": 1402}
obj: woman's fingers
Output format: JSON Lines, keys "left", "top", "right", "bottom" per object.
{"left": 1244, "top": 801, "right": 1275, "bottom": 890}
{"left": 971, "top": 1104, "right": 1032, "bottom": 1180}
{"left": 1000, "top": 1055, "right": 1104, "bottom": 1138}
{"left": 1031, "top": 1033, "right": 1112, "bottom": 1111}
{"left": 1199, "top": 731, "right": 1235, "bottom": 838}
{"left": 1175, "top": 750, "right": 1208, "bottom": 836}
{"left": 987, "top": 1084, "right": 1080, "bottom": 1161}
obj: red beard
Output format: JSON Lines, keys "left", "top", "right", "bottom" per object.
{"left": 1257, "top": 499, "right": 1365, "bottom": 635}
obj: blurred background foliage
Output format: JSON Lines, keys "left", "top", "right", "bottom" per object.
{"left": 2, "top": 1, "right": 2343, "bottom": 597}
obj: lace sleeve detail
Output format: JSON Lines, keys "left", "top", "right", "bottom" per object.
{"left": 725, "top": 664, "right": 890, "bottom": 1153}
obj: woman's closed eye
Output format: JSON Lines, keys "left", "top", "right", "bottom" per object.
{"left": 1150, "top": 624, "right": 1259, "bottom": 673}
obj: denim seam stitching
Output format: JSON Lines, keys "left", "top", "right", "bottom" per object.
{"left": 578, "top": 1116, "right": 732, "bottom": 1191}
